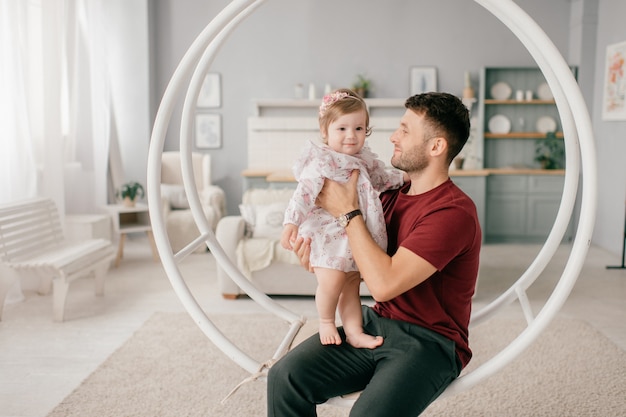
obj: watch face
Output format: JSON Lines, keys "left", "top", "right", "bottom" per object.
{"left": 338, "top": 210, "right": 361, "bottom": 227}
{"left": 338, "top": 215, "right": 348, "bottom": 227}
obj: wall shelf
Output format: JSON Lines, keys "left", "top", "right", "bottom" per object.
{"left": 484, "top": 132, "right": 564, "bottom": 139}
{"left": 484, "top": 99, "right": 556, "bottom": 105}
{"left": 251, "top": 98, "right": 405, "bottom": 116}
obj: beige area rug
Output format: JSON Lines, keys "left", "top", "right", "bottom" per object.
{"left": 48, "top": 312, "right": 626, "bottom": 417}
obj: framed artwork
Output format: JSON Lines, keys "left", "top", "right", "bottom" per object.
{"left": 410, "top": 67, "right": 438, "bottom": 95}
{"left": 602, "top": 40, "right": 626, "bottom": 121}
{"left": 197, "top": 73, "right": 221, "bottom": 108}
{"left": 195, "top": 113, "right": 222, "bottom": 149}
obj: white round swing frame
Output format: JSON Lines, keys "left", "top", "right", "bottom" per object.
{"left": 146, "top": 0, "right": 597, "bottom": 407}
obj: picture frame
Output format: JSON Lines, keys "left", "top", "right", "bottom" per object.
{"left": 602, "top": 40, "right": 626, "bottom": 121}
{"left": 410, "top": 67, "right": 438, "bottom": 95}
{"left": 197, "top": 73, "right": 221, "bottom": 108}
{"left": 195, "top": 113, "right": 222, "bottom": 149}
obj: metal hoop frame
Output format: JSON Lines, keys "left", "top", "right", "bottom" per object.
{"left": 146, "top": 0, "right": 597, "bottom": 406}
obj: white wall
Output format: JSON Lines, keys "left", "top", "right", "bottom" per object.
{"left": 107, "top": 0, "right": 151, "bottom": 188}
{"left": 590, "top": 0, "right": 626, "bottom": 254}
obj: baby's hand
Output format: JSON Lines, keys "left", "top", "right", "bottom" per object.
{"left": 280, "top": 224, "right": 298, "bottom": 250}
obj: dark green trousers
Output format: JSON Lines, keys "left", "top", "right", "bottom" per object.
{"left": 267, "top": 306, "right": 461, "bottom": 417}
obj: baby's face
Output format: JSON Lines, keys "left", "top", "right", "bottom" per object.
{"left": 325, "top": 110, "right": 367, "bottom": 156}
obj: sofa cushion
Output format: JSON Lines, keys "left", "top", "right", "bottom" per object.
{"left": 161, "top": 184, "right": 189, "bottom": 209}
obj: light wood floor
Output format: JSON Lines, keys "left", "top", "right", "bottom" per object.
{"left": 1, "top": 237, "right": 625, "bottom": 417}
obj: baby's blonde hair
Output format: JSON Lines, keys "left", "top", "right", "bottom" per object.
{"left": 318, "top": 88, "right": 371, "bottom": 142}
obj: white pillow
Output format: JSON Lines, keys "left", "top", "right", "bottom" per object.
{"left": 161, "top": 184, "right": 189, "bottom": 209}
{"left": 239, "top": 204, "right": 256, "bottom": 238}
{"left": 239, "top": 204, "right": 256, "bottom": 226}
{"left": 239, "top": 202, "right": 287, "bottom": 239}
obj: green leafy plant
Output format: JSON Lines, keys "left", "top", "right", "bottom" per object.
{"left": 116, "top": 181, "right": 145, "bottom": 201}
{"left": 534, "top": 131, "right": 564, "bottom": 169}
{"left": 351, "top": 74, "right": 372, "bottom": 98}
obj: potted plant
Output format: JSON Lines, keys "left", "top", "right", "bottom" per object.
{"left": 351, "top": 74, "right": 372, "bottom": 98}
{"left": 534, "top": 131, "right": 564, "bottom": 170}
{"left": 116, "top": 181, "right": 145, "bottom": 207}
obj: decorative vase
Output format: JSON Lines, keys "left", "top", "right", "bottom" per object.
{"left": 463, "top": 71, "right": 475, "bottom": 99}
{"left": 308, "top": 83, "right": 316, "bottom": 100}
{"left": 354, "top": 88, "right": 368, "bottom": 98}
{"left": 123, "top": 196, "right": 135, "bottom": 207}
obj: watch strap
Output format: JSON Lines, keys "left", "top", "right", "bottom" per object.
{"left": 339, "top": 209, "right": 362, "bottom": 227}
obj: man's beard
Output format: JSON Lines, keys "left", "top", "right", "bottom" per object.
{"left": 391, "top": 142, "right": 429, "bottom": 174}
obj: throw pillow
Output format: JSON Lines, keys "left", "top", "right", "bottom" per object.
{"left": 239, "top": 204, "right": 256, "bottom": 238}
{"left": 239, "top": 202, "right": 287, "bottom": 239}
{"left": 254, "top": 202, "right": 288, "bottom": 239}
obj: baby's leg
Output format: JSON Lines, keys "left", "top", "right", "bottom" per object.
{"left": 314, "top": 268, "right": 345, "bottom": 345}
{"left": 338, "top": 272, "right": 383, "bottom": 349}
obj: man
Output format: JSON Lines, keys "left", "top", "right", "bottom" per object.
{"left": 267, "top": 92, "right": 482, "bottom": 416}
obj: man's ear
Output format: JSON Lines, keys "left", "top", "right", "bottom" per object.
{"left": 430, "top": 137, "right": 448, "bottom": 157}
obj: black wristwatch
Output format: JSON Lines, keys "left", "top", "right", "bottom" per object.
{"left": 337, "top": 209, "right": 362, "bottom": 228}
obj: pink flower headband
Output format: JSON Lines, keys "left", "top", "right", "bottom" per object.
{"left": 319, "top": 91, "right": 350, "bottom": 117}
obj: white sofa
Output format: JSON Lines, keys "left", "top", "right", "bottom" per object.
{"left": 215, "top": 188, "right": 371, "bottom": 299}
{"left": 161, "top": 152, "right": 226, "bottom": 253}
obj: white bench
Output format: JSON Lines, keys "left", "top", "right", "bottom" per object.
{"left": 0, "top": 198, "right": 116, "bottom": 321}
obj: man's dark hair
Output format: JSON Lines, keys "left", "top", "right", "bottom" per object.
{"left": 405, "top": 92, "right": 471, "bottom": 163}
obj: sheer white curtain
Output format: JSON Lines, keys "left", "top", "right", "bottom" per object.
{"left": 0, "top": 0, "right": 112, "bottom": 213}
{"left": 0, "top": 0, "right": 114, "bottom": 301}
{"left": 0, "top": 1, "right": 40, "bottom": 205}
{"left": 64, "top": 0, "right": 114, "bottom": 214}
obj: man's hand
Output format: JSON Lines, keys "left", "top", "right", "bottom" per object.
{"left": 316, "top": 169, "right": 360, "bottom": 217}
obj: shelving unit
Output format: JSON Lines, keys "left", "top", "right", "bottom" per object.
{"left": 246, "top": 98, "right": 406, "bottom": 176}
{"left": 478, "top": 66, "right": 577, "bottom": 243}
{"left": 479, "top": 67, "right": 576, "bottom": 170}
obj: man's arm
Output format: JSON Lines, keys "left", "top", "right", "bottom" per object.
{"left": 316, "top": 170, "right": 436, "bottom": 301}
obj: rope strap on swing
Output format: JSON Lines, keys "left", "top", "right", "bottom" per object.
{"left": 221, "top": 316, "right": 308, "bottom": 403}
{"left": 221, "top": 358, "right": 278, "bottom": 404}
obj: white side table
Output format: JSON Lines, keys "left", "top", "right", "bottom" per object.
{"left": 103, "top": 203, "right": 159, "bottom": 267}
{"left": 64, "top": 214, "right": 112, "bottom": 243}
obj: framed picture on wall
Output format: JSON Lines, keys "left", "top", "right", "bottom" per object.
{"left": 602, "top": 40, "right": 626, "bottom": 121}
{"left": 197, "top": 73, "right": 221, "bottom": 108}
{"left": 195, "top": 113, "right": 222, "bottom": 149}
{"left": 410, "top": 67, "right": 438, "bottom": 95}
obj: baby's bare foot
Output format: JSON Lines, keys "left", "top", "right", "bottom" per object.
{"left": 346, "top": 332, "right": 384, "bottom": 349}
{"left": 319, "top": 321, "right": 342, "bottom": 345}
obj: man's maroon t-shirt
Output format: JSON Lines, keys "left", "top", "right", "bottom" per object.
{"left": 373, "top": 179, "right": 481, "bottom": 367}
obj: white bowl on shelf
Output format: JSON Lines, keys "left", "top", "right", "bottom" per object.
{"left": 536, "top": 116, "right": 557, "bottom": 133}
{"left": 488, "top": 114, "right": 512, "bottom": 134}
{"left": 536, "top": 82, "right": 553, "bottom": 100}
{"left": 490, "top": 82, "right": 512, "bottom": 100}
